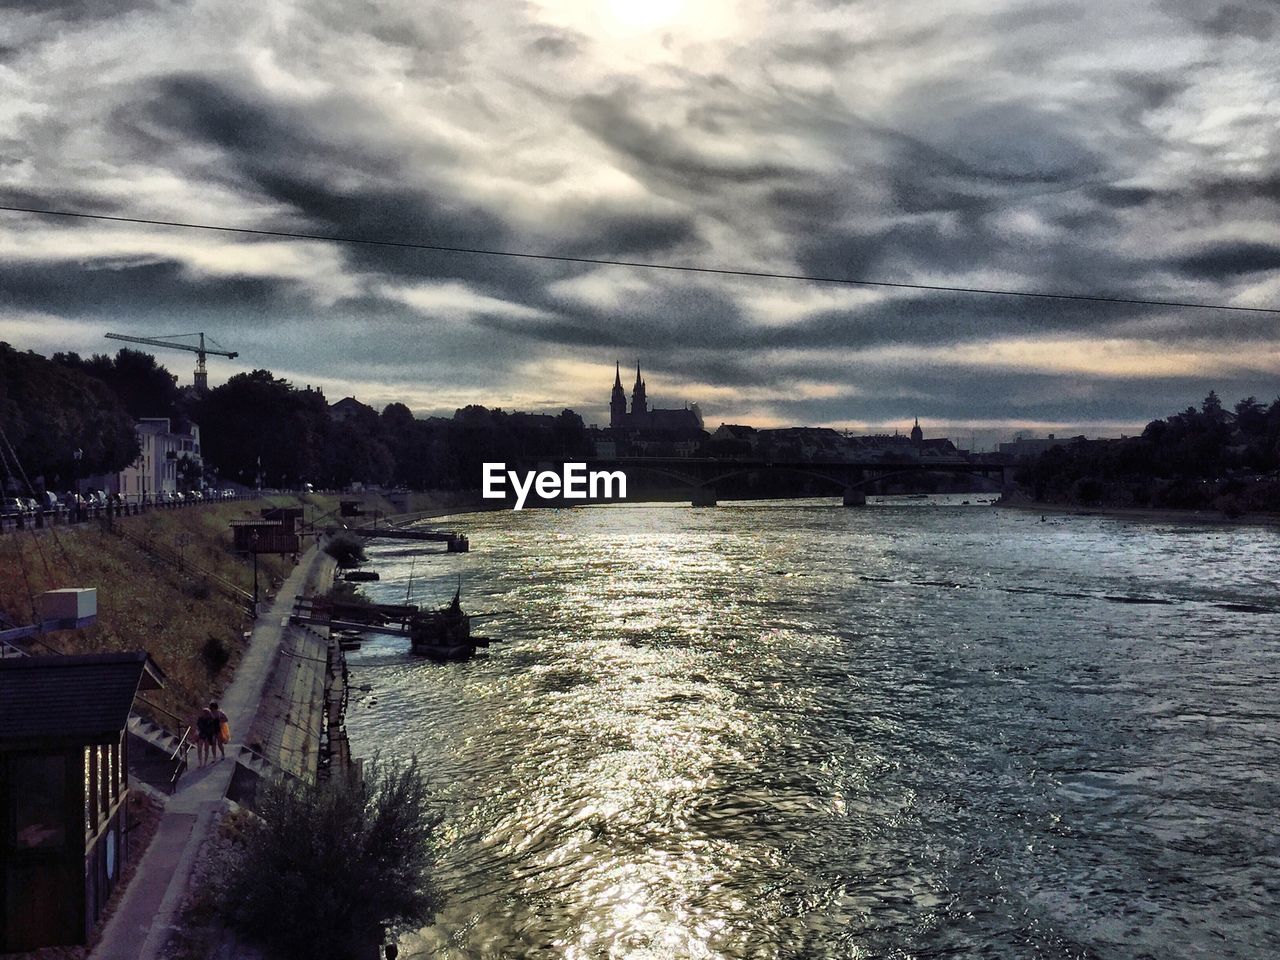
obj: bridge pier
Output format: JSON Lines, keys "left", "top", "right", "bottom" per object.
{"left": 842, "top": 488, "right": 866, "bottom": 507}
{"left": 691, "top": 486, "right": 717, "bottom": 508}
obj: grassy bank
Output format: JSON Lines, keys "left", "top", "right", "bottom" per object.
{"left": 0, "top": 491, "right": 478, "bottom": 732}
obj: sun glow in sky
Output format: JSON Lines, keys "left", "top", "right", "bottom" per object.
{"left": 606, "top": 0, "right": 688, "bottom": 30}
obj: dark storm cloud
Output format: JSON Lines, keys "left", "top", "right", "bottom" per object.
{"left": 0, "top": 185, "right": 123, "bottom": 216}
{"left": 571, "top": 87, "right": 800, "bottom": 187}
{"left": 1197, "top": 2, "right": 1277, "bottom": 39}
{"left": 1086, "top": 174, "right": 1280, "bottom": 222}
{"left": 478, "top": 282, "right": 1167, "bottom": 359}
{"left": 0, "top": 0, "right": 152, "bottom": 17}
{"left": 481, "top": 282, "right": 746, "bottom": 351}
{"left": 528, "top": 32, "right": 582, "bottom": 59}
{"left": 1113, "top": 73, "right": 1189, "bottom": 113}
{"left": 0, "top": 257, "right": 307, "bottom": 318}
{"left": 127, "top": 73, "right": 709, "bottom": 298}
{"left": 1175, "top": 242, "right": 1280, "bottom": 278}
{"left": 553, "top": 203, "right": 703, "bottom": 259}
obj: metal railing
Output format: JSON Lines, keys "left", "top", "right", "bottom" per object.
{"left": 169, "top": 726, "right": 193, "bottom": 793}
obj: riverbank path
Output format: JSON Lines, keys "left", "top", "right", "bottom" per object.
{"left": 90, "top": 541, "right": 335, "bottom": 960}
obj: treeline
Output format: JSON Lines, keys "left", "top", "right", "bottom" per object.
{"left": 0, "top": 343, "right": 141, "bottom": 491}
{"left": 190, "top": 372, "right": 592, "bottom": 490}
{"left": 1016, "top": 392, "right": 1280, "bottom": 513}
{"left": 0, "top": 343, "right": 594, "bottom": 493}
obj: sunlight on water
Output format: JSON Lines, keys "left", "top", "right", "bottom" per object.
{"left": 344, "top": 497, "right": 1280, "bottom": 959}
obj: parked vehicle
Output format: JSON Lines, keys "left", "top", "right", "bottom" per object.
{"left": 1, "top": 497, "right": 25, "bottom": 517}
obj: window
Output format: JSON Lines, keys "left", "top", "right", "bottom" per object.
{"left": 84, "top": 747, "right": 96, "bottom": 835}
{"left": 99, "top": 747, "right": 110, "bottom": 819}
{"left": 10, "top": 753, "right": 67, "bottom": 850}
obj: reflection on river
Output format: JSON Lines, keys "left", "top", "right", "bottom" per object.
{"left": 343, "top": 497, "right": 1280, "bottom": 959}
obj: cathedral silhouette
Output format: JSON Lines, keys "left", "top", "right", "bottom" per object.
{"left": 609, "top": 363, "right": 703, "bottom": 434}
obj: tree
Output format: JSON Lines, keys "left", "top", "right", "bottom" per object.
{"left": 0, "top": 342, "right": 139, "bottom": 489}
{"left": 323, "top": 531, "right": 368, "bottom": 568}
{"left": 193, "top": 370, "right": 331, "bottom": 487}
{"left": 1234, "top": 397, "right": 1266, "bottom": 436}
{"left": 54, "top": 348, "right": 183, "bottom": 422}
{"left": 222, "top": 760, "right": 440, "bottom": 960}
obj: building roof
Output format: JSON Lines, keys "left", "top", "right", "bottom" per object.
{"left": 329, "top": 396, "right": 376, "bottom": 421}
{"left": 0, "top": 652, "right": 165, "bottom": 745}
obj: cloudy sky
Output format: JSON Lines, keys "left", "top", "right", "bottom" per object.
{"left": 1, "top": 0, "right": 1278, "bottom": 444}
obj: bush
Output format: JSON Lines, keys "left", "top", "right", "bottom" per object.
{"left": 323, "top": 532, "right": 368, "bottom": 569}
{"left": 221, "top": 760, "right": 440, "bottom": 959}
{"left": 325, "top": 580, "right": 374, "bottom": 607}
{"left": 200, "top": 634, "right": 231, "bottom": 673}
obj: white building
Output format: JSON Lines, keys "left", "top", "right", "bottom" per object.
{"left": 109, "top": 419, "right": 202, "bottom": 501}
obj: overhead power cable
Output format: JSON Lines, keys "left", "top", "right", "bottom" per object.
{"left": 1, "top": 202, "right": 1278, "bottom": 315}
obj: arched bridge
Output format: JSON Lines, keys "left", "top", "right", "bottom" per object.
{"left": 517, "top": 456, "right": 1012, "bottom": 507}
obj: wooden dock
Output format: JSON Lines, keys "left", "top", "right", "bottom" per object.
{"left": 324, "top": 526, "right": 469, "bottom": 550}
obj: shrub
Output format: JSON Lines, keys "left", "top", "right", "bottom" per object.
{"left": 200, "top": 634, "right": 231, "bottom": 673}
{"left": 325, "top": 580, "right": 374, "bottom": 607}
{"left": 221, "top": 760, "right": 440, "bottom": 959}
{"left": 323, "top": 532, "right": 368, "bottom": 569}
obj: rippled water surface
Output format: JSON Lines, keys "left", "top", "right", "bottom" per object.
{"left": 343, "top": 499, "right": 1280, "bottom": 959}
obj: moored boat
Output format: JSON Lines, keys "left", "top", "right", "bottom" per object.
{"left": 410, "top": 587, "right": 475, "bottom": 660}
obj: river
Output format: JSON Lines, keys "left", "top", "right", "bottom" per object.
{"left": 343, "top": 496, "right": 1280, "bottom": 959}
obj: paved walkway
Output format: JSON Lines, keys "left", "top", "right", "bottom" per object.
{"left": 92, "top": 543, "right": 331, "bottom": 960}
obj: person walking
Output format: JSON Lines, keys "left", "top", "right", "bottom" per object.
{"left": 195, "top": 707, "right": 216, "bottom": 766}
{"left": 210, "top": 700, "right": 230, "bottom": 760}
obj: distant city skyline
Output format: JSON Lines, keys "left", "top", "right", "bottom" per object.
{"left": 2, "top": 1, "right": 1277, "bottom": 442}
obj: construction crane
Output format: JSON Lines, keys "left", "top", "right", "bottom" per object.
{"left": 104, "top": 332, "right": 239, "bottom": 392}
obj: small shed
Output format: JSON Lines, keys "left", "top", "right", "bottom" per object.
{"left": 0, "top": 652, "right": 165, "bottom": 951}
{"left": 260, "top": 506, "right": 305, "bottom": 532}
{"left": 230, "top": 518, "right": 298, "bottom": 554}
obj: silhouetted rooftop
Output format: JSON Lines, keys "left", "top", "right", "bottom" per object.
{"left": 0, "top": 652, "right": 165, "bottom": 745}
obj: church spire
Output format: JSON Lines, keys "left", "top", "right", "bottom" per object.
{"left": 631, "top": 360, "right": 647, "bottom": 416}
{"left": 610, "top": 360, "right": 628, "bottom": 428}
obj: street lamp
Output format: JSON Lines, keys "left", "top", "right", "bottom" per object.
{"left": 250, "top": 530, "right": 260, "bottom": 612}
